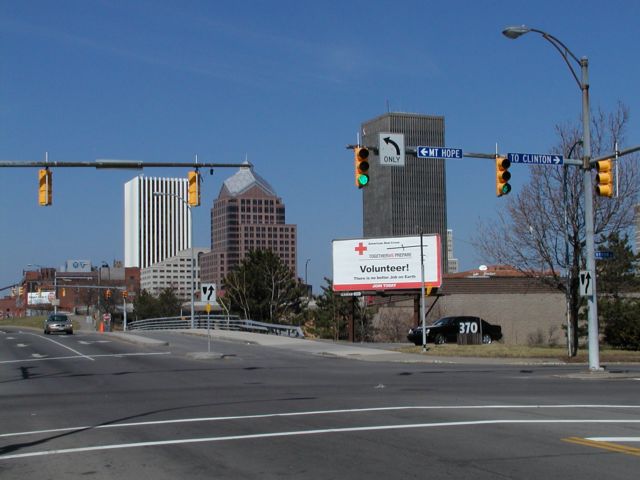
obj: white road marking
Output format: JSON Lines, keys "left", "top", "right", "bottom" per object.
{"left": 2, "top": 404, "right": 639, "bottom": 439}
{"left": 31, "top": 353, "right": 47, "bottom": 358}
{"left": 0, "top": 351, "right": 171, "bottom": 365}
{"left": 78, "top": 340, "right": 111, "bottom": 345}
{"left": 2, "top": 418, "right": 640, "bottom": 461}
{"left": 587, "top": 437, "right": 640, "bottom": 442}
{"left": 21, "top": 332, "right": 94, "bottom": 361}
{"left": 16, "top": 343, "right": 28, "bottom": 348}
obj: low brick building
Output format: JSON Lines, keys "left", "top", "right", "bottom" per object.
{"left": 372, "top": 266, "right": 566, "bottom": 346}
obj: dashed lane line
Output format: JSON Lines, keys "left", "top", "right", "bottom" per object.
{"left": 0, "top": 351, "right": 171, "bottom": 365}
{"left": 21, "top": 332, "right": 94, "bottom": 361}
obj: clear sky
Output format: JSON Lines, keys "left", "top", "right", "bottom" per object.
{"left": 1, "top": 0, "right": 639, "bottom": 293}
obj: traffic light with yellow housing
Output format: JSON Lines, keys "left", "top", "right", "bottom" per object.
{"left": 495, "top": 156, "right": 511, "bottom": 197}
{"left": 105, "top": 289, "right": 112, "bottom": 299}
{"left": 354, "top": 147, "right": 370, "bottom": 188}
{"left": 38, "top": 169, "right": 52, "bottom": 206}
{"left": 188, "top": 171, "right": 200, "bottom": 206}
{"left": 595, "top": 159, "right": 614, "bottom": 197}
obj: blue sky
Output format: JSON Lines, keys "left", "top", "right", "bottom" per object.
{"left": 1, "top": 0, "right": 639, "bottom": 293}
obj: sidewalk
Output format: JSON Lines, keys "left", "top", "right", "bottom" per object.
{"left": 112, "top": 328, "right": 568, "bottom": 365}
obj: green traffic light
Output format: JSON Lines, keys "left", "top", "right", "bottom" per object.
{"left": 358, "top": 174, "right": 369, "bottom": 187}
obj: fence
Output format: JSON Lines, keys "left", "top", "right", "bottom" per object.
{"left": 127, "top": 314, "right": 304, "bottom": 338}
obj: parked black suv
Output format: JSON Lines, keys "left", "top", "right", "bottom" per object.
{"left": 407, "top": 316, "right": 502, "bottom": 345}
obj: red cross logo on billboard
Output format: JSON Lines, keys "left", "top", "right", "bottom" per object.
{"left": 354, "top": 242, "right": 367, "bottom": 255}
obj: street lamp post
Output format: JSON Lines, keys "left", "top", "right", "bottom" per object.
{"left": 503, "top": 25, "right": 601, "bottom": 370}
{"left": 153, "top": 192, "right": 195, "bottom": 329}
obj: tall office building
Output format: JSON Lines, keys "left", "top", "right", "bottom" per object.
{"left": 124, "top": 176, "right": 191, "bottom": 269}
{"left": 361, "top": 112, "right": 448, "bottom": 270}
{"left": 199, "top": 164, "right": 297, "bottom": 288}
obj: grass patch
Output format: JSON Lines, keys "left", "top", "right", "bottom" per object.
{"left": 397, "top": 343, "right": 640, "bottom": 362}
{"left": 0, "top": 316, "right": 46, "bottom": 329}
{"left": 0, "top": 315, "right": 82, "bottom": 331}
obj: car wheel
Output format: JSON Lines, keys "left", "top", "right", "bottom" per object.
{"left": 482, "top": 334, "right": 492, "bottom": 344}
{"left": 435, "top": 334, "right": 446, "bottom": 345}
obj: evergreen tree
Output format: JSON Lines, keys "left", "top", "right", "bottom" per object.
{"left": 222, "top": 250, "right": 305, "bottom": 323}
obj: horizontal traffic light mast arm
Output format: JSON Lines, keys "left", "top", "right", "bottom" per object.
{"left": 347, "top": 145, "right": 587, "bottom": 165}
{"left": 0, "top": 160, "right": 252, "bottom": 169}
{"left": 591, "top": 144, "right": 640, "bottom": 166}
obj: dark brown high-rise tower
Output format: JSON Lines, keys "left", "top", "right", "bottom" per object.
{"left": 361, "top": 112, "right": 448, "bottom": 271}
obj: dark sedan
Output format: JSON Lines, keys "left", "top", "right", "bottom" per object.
{"left": 407, "top": 316, "right": 502, "bottom": 345}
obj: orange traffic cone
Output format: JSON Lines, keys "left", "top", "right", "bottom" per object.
{"left": 99, "top": 322, "right": 104, "bottom": 333}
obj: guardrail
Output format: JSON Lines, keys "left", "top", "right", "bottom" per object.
{"left": 127, "top": 315, "right": 304, "bottom": 338}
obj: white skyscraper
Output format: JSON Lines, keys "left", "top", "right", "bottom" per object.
{"left": 124, "top": 176, "right": 191, "bottom": 269}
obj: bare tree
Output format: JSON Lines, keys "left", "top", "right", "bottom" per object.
{"left": 474, "top": 103, "right": 639, "bottom": 356}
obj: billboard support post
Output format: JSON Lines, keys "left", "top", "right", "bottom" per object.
{"left": 419, "top": 231, "right": 427, "bottom": 351}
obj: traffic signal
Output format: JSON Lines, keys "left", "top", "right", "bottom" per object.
{"left": 495, "top": 156, "right": 511, "bottom": 197}
{"left": 105, "top": 289, "right": 112, "bottom": 299}
{"left": 18, "top": 286, "right": 24, "bottom": 296}
{"left": 122, "top": 290, "right": 128, "bottom": 299}
{"left": 595, "top": 159, "right": 614, "bottom": 197}
{"left": 354, "top": 147, "right": 370, "bottom": 188}
{"left": 188, "top": 171, "right": 200, "bottom": 206}
{"left": 38, "top": 169, "right": 52, "bottom": 206}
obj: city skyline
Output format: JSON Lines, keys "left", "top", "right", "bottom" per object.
{"left": 1, "top": 1, "right": 639, "bottom": 293}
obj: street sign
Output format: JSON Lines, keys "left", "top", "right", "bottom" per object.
{"left": 507, "top": 152, "right": 564, "bottom": 165}
{"left": 205, "top": 302, "right": 212, "bottom": 313}
{"left": 378, "top": 133, "right": 405, "bottom": 166}
{"left": 417, "top": 146, "right": 463, "bottom": 159}
{"left": 579, "top": 270, "right": 594, "bottom": 297}
{"left": 201, "top": 283, "right": 217, "bottom": 302}
{"left": 595, "top": 251, "right": 614, "bottom": 260}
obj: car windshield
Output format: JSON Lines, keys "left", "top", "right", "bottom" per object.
{"left": 433, "top": 318, "right": 451, "bottom": 326}
{"left": 48, "top": 315, "right": 69, "bottom": 323}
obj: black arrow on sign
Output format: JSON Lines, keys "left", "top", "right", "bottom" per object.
{"left": 202, "top": 285, "right": 215, "bottom": 301}
{"left": 384, "top": 137, "right": 401, "bottom": 155}
{"left": 580, "top": 272, "right": 592, "bottom": 295}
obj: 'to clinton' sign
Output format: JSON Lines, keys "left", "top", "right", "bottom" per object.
{"left": 332, "top": 235, "right": 442, "bottom": 292}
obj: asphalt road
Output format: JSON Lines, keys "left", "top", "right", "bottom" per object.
{"left": 1, "top": 327, "right": 639, "bottom": 479}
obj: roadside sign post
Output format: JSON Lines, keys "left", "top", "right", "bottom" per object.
{"left": 205, "top": 302, "right": 212, "bottom": 353}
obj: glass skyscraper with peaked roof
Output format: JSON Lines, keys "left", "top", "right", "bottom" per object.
{"left": 199, "top": 164, "right": 297, "bottom": 288}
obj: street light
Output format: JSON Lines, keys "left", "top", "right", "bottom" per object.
{"left": 503, "top": 25, "right": 601, "bottom": 370}
{"left": 153, "top": 191, "right": 195, "bottom": 329}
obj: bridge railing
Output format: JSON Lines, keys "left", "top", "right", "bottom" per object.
{"left": 127, "top": 315, "right": 304, "bottom": 338}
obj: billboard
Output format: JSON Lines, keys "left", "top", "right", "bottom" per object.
{"left": 66, "top": 260, "right": 92, "bottom": 272}
{"left": 27, "top": 291, "right": 55, "bottom": 305}
{"left": 332, "top": 235, "right": 442, "bottom": 292}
